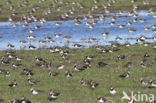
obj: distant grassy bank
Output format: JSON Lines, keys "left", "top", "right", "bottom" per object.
{"left": 0, "top": 0, "right": 156, "bottom": 21}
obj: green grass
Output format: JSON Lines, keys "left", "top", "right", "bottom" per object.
{"left": 0, "top": 44, "right": 156, "bottom": 103}
{"left": 0, "top": 0, "right": 156, "bottom": 21}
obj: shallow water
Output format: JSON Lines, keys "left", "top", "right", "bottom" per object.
{"left": 0, "top": 10, "right": 155, "bottom": 50}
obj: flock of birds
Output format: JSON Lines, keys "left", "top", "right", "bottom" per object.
{"left": 0, "top": 0, "right": 156, "bottom": 49}
{"left": 0, "top": 0, "right": 156, "bottom": 103}
{"left": 0, "top": 43, "right": 155, "bottom": 103}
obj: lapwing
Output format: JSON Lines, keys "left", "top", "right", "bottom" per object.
{"left": 11, "top": 98, "right": 20, "bottom": 103}
{"left": 149, "top": 98, "right": 156, "bottom": 103}
{"left": 20, "top": 96, "right": 31, "bottom": 103}
{"left": 65, "top": 71, "right": 72, "bottom": 77}
{"left": 74, "top": 43, "right": 83, "bottom": 48}
{"left": 98, "top": 62, "right": 108, "bottom": 67}
{"left": 149, "top": 79, "right": 156, "bottom": 88}
{"left": 109, "top": 87, "right": 116, "bottom": 95}
{"left": 1, "top": 57, "right": 10, "bottom": 65}
{"left": 28, "top": 77, "right": 37, "bottom": 85}
{"left": 5, "top": 71, "right": 10, "bottom": 77}
{"left": 86, "top": 56, "right": 94, "bottom": 60}
{"left": 45, "top": 36, "right": 52, "bottom": 41}
{"left": 7, "top": 43, "right": 14, "bottom": 49}
{"left": 12, "top": 62, "right": 21, "bottom": 68}
{"left": 49, "top": 71, "right": 59, "bottom": 77}
{"left": 34, "top": 24, "right": 40, "bottom": 29}
{"left": 109, "top": 21, "right": 115, "bottom": 26}
{"left": 123, "top": 62, "right": 133, "bottom": 68}
{"left": 49, "top": 90, "right": 60, "bottom": 101}
{"left": 16, "top": 56, "right": 22, "bottom": 61}
{"left": 30, "top": 88, "right": 39, "bottom": 95}
{"left": 84, "top": 59, "right": 91, "bottom": 65}
{"left": 8, "top": 53, "right": 15, "bottom": 59}
{"left": 97, "top": 96, "right": 106, "bottom": 103}
{"left": 119, "top": 71, "right": 130, "bottom": 78}
{"left": 140, "top": 78, "right": 148, "bottom": 85}
{"left": 88, "top": 80, "right": 99, "bottom": 88}
{"left": 19, "top": 40, "right": 27, "bottom": 44}
{"left": 144, "top": 26, "right": 149, "bottom": 31}
{"left": 117, "top": 54, "right": 125, "bottom": 60}
{"left": 74, "top": 65, "right": 85, "bottom": 71}
{"left": 83, "top": 64, "right": 91, "bottom": 69}
{"left": 80, "top": 78, "right": 87, "bottom": 86}
{"left": 116, "top": 36, "right": 122, "bottom": 42}
{"left": 28, "top": 28, "right": 34, "bottom": 34}
{"left": 126, "top": 21, "right": 132, "bottom": 26}
{"left": 118, "top": 24, "right": 124, "bottom": 29}
{"left": 26, "top": 71, "right": 34, "bottom": 77}
{"left": 29, "top": 44, "right": 36, "bottom": 50}
{"left": 35, "top": 56, "right": 44, "bottom": 62}
{"left": 128, "top": 27, "right": 136, "bottom": 33}
{"left": 139, "top": 18, "right": 145, "bottom": 23}
{"left": 55, "top": 21, "right": 62, "bottom": 26}
{"left": 27, "top": 34, "right": 35, "bottom": 40}
{"left": 140, "top": 61, "right": 147, "bottom": 68}
{"left": 8, "top": 80, "right": 17, "bottom": 87}
{"left": 144, "top": 53, "right": 150, "bottom": 58}
{"left": 102, "top": 30, "right": 108, "bottom": 37}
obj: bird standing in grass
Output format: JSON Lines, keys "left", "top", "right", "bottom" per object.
{"left": 8, "top": 80, "right": 17, "bottom": 87}
{"left": 109, "top": 87, "right": 116, "bottom": 95}
{"left": 119, "top": 71, "right": 130, "bottom": 78}
{"left": 49, "top": 90, "right": 60, "bottom": 101}
{"left": 88, "top": 80, "right": 99, "bottom": 88}
{"left": 98, "top": 62, "right": 108, "bottom": 67}
{"left": 97, "top": 96, "right": 106, "bottom": 103}
{"left": 30, "top": 88, "right": 39, "bottom": 95}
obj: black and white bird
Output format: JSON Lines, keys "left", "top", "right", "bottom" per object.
{"left": 98, "top": 62, "right": 108, "bottom": 67}
{"left": 12, "top": 63, "right": 21, "bottom": 67}
{"left": 5, "top": 71, "right": 10, "bottom": 77}
{"left": 35, "top": 56, "right": 44, "bottom": 62}
{"left": 49, "top": 71, "right": 59, "bottom": 77}
{"left": 119, "top": 71, "right": 130, "bottom": 78}
{"left": 84, "top": 59, "right": 91, "bottom": 65}
{"left": 65, "top": 71, "right": 72, "bottom": 77}
{"left": 11, "top": 98, "right": 20, "bottom": 103}
{"left": 20, "top": 96, "right": 31, "bottom": 103}
{"left": 97, "top": 96, "right": 106, "bottom": 103}
{"left": 74, "top": 65, "right": 85, "bottom": 71}
{"left": 28, "top": 77, "right": 37, "bottom": 85}
{"left": 49, "top": 90, "right": 60, "bottom": 101}
{"left": 109, "top": 87, "right": 116, "bottom": 95}
{"left": 88, "top": 80, "right": 99, "bottom": 88}
{"left": 86, "top": 56, "right": 94, "bottom": 60}
{"left": 149, "top": 79, "right": 156, "bottom": 88}
{"left": 8, "top": 80, "right": 17, "bottom": 87}
{"left": 30, "top": 88, "right": 39, "bottom": 95}
{"left": 140, "top": 78, "right": 148, "bottom": 85}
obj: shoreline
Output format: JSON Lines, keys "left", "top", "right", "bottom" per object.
{"left": 0, "top": 7, "right": 155, "bottom": 22}
{"left": 0, "top": 42, "right": 155, "bottom": 51}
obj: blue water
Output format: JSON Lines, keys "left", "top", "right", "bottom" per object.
{"left": 0, "top": 11, "right": 155, "bottom": 50}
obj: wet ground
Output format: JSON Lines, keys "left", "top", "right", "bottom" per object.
{"left": 0, "top": 10, "right": 155, "bottom": 50}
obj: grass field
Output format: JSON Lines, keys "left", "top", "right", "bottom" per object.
{"left": 0, "top": 44, "right": 156, "bottom": 103}
{"left": 0, "top": 0, "right": 156, "bottom": 21}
